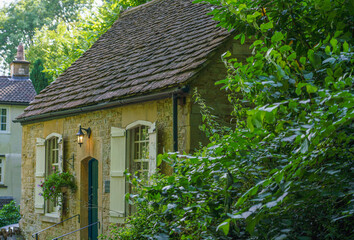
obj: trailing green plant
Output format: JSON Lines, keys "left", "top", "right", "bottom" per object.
{"left": 39, "top": 171, "right": 76, "bottom": 205}
{"left": 104, "top": 0, "right": 353, "bottom": 239}
{"left": 0, "top": 201, "right": 21, "bottom": 228}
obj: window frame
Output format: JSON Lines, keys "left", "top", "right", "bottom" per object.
{"left": 0, "top": 156, "right": 5, "bottom": 184}
{"left": 0, "top": 107, "right": 10, "bottom": 133}
{"left": 43, "top": 133, "right": 63, "bottom": 218}
{"left": 128, "top": 125, "right": 150, "bottom": 180}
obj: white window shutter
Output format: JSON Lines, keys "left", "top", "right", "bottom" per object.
{"left": 110, "top": 127, "right": 126, "bottom": 223}
{"left": 58, "top": 136, "right": 63, "bottom": 173}
{"left": 35, "top": 138, "right": 45, "bottom": 214}
{"left": 148, "top": 122, "right": 157, "bottom": 178}
{"left": 57, "top": 135, "right": 64, "bottom": 218}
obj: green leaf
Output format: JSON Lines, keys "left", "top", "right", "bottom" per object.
{"left": 327, "top": 68, "right": 333, "bottom": 76}
{"left": 323, "top": 34, "right": 331, "bottom": 44}
{"left": 325, "top": 76, "right": 334, "bottom": 84}
{"left": 334, "top": 67, "right": 343, "bottom": 78}
{"left": 217, "top": 220, "right": 230, "bottom": 235}
{"left": 296, "top": 87, "right": 302, "bottom": 96}
{"left": 253, "top": 40, "right": 263, "bottom": 46}
{"left": 260, "top": 22, "right": 273, "bottom": 31}
{"left": 247, "top": 117, "right": 255, "bottom": 132}
{"left": 241, "top": 34, "right": 246, "bottom": 44}
{"left": 325, "top": 45, "right": 331, "bottom": 55}
{"left": 259, "top": 104, "right": 278, "bottom": 112}
{"left": 307, "top": 49, "right": 314, "bottom": 61}
{"left": 299, "top": 57, "right": 306, "bottom": 65}
{"left": 274, "top": 234, "right": 288, "bottom": 240}
{"left": 330, "top": 38, "right": 338, "bottom": 48}
{"left": 303, "top": 72, "right": 313, "bottom": 80}
{"left": 266, "top": 200, "right": 278, "bottom": 208}
{"left": 167, "top": 203, "right": 177, "bottom": 210}
{"left": 157, "top": 154, "right": 163, "bottom": 167}
{"left": 307, "top": 49, "right": 321, "bottom": 68}
{"left": 275, "top": 171, "right": 284, "bottom": 183}
{"left": 343, "top": 41, "right": 349, "bottom": 52}
{"left": 300, "top": 139, "right": 309, "bottom": 153}
{"left": 328, "top": 105, "right": 338, "bottom": 113}
{"left": 222, "top": 51, "right": 231, "bottom": 58}
{"left": 306, "top": 84, "right": 317, "bottom": 93}
{"left": 235, "top": 33, "right": 242, "bottom": 40}
{"left": 271, "top": 31, "right": 284, "bottom": 43}
{"left": 265, "top": 111, "right": 275, "bottom": 123}
{"left": 279, "top": 45, "right": 291, "bottom": 53}
{"left": 246, "top": 217, "right": 257, "bottom": 234}
{"left": 287, "top": 52, "right": 297, "bottom": 61}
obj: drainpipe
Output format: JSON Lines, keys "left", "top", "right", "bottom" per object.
{"left": 173, "top": 93, "right": 178, "bottom": 152}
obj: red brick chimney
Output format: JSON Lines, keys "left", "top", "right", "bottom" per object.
{"left": 10, "top": 43, "right": 30, "bottom": 78}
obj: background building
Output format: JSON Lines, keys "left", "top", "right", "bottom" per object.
{"left": 0, "top": 44, "right": 36, "bottom": 207}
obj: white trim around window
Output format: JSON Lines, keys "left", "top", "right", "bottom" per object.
{"left": 0, "top": 107, "right": 10, "bottom": 133}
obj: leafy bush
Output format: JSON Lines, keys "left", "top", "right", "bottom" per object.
{"left": 0, "top": 201, "right": 21, "bottom": 228}
{"left": 104, "top": 0, "right": 353, "bottom": 239}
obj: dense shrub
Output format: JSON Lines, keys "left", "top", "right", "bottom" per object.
{"left": 102, "top": 0, "right": 353, "bottom": 239}
{"left": 0, "top": 201, "right": 21, "bottom": 228}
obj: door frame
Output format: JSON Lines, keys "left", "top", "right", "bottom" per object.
{"left": 88, "top": 158, "right": 98, "bottom": 240}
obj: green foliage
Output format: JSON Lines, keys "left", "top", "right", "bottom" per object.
{"left": 39, "top": 171, "right": 76, "bottom": 205}
{"left": 30, "top": 59, "right": 50, "bottom": 93}
{"left": 26, "top": 0, "right": 123, "bottom": 80}
{"left": 117, "top": 0, "right": 150, "bottom": 8}
{"left": 110, "top": 0, "right": 354, "bottom": 239}
{"left": 27, "top": 21, "right": 89, "bottom": 79}
{"left": 0, "top": 201, "right": 21, "bottom": 228}
{"left": 1, "top": 0, "right": 149, "bottom": 79}
{"left": 0, "top": 0, "right": 93, "bottom": 68}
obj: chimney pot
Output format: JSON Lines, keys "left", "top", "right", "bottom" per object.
{"left": 16, "top": 43, "right": 25, "bottom": 61}
{"left": 10, "top": 43, "right": 30, "bottom": 78}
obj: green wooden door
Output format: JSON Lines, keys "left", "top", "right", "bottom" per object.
{"left": 88, "top": 158, "right": 98, "bottom": 240}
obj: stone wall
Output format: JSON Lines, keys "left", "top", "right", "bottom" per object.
{"left": 189, "top": 37, "right": 252, "bottom": 151}
{"left": 20, "top": 98, "right": 185, "bottom": 239}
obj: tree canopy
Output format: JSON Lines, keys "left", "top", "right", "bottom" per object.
{"left": 104, "top": 0, "right": 353, "bottom": 239}
{"left": 30, "top": 59, "right": 50, "bottom": 94}
{"left": 0, "top": 0, "right": 93, "bottom": 68}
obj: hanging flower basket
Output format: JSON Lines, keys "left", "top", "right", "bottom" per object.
{"left": 39, "top": 171, "right": 76, "bottom": 204}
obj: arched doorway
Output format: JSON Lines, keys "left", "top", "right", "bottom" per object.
{"left": 88, "top": 158, "right": 98, "bottom": 240}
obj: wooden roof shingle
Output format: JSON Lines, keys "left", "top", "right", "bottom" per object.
{"left": 17, "top": 0, "right": 231, "bottom": 121}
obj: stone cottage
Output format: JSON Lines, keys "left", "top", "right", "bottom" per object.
{"left": 15, "top": 0, "right": 249, "bottom": 239}
{"left": 0, "top": 44, "right": 36, "bottom": 208}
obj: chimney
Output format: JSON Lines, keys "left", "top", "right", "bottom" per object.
{"left": 10, "top": 43, "right": 30, "bottom": 79}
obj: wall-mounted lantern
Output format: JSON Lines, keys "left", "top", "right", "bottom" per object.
{"left": 76, "top": 125, "right": 91, "bottom": 147}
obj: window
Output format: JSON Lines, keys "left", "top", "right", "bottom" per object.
{"left": 46, "top": 137, "right": 59, "bottom": 174}
{"left": 0, "top": 108, "right": 9, "bottom": 132}
{"left": 45, "top": 136, "right": 60, "bottom": 214}
{"left": 109, "top": 121, "right": 157, "bottom": 223}
{"left": 0, "top": 156, "right": 4, "bottom": 184}
{"left": 129, "top": 125, "right": 150, "bottom": 180}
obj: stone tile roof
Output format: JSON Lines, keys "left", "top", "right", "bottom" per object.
{"left": 17, "top": 0, "right": 231, "bottom": 121}
{"left": 0, "top": 76, "right": 36, "bottom": 104}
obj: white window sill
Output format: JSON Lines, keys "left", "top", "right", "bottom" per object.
{"left": 41, "top": 212, "right": 60, "bottom": 223}
{"left": 0, "top": 131, "right": 10, "bottom": 134}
